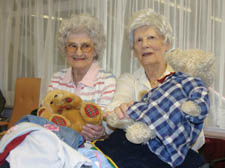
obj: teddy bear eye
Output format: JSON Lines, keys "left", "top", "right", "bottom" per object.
{"left": 50, "top": 101, "right": 54, "bottom": 104}
{"left": 54, "top": 94, "right": 58, "bottom": 98}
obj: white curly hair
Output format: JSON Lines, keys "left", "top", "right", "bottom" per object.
{"left": 57, "top": 14, "right": 106, "bottom": 61}
{"left": 127, "top": 8, "right": 173, "bottom": 48}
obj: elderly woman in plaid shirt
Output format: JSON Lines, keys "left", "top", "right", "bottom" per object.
{"left": 98, "top": 9, "right": 207, "bottom": 168}
{"left": 48, "top": 14, "right": 116, "bottom": 141}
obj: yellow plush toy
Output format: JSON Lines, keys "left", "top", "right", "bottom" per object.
{"left": 37, "top": 90, "right": 103, "bottom": 132}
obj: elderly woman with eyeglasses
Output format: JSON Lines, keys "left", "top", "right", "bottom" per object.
{"left": 97, "top": 9, "right": 206, "bottom": 168}
{"left": 48, "top": 14, "right": 116, "bottom": 141}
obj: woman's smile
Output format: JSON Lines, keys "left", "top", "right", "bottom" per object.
{"left": 142, "top": 52, "right": 154, "bottom": 57}
{"left": 71, "top": 55, "right": 87, "bottom": 61}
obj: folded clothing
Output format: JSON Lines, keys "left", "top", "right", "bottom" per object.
{"left": 16, "top": 114, "right": 84, "bottom": 149}
{"left": 0, "top": 122, "right": 92, "bottom": 168}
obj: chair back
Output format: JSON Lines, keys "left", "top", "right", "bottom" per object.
{"left": 8, "top": 78, "right": 41, "bottom": 128}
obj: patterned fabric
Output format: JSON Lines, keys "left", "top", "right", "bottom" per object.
{"left": 48, "top": 63, "right": 116, "bottom": 112}
{"left": 51, "top": 115, "right": 67, "bottom": 126}
{"left": 84, "top": 104, "right": 99, "bottom": 118}
{"left": 127, "top": 72, "right": 210, "bottom": 167}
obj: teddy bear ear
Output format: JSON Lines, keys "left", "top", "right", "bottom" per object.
{"left": 80, "top": 102, "right": 103, "bottom": 124}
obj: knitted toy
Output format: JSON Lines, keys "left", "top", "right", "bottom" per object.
{"left": 106, "top": 48, "right": 216, "bottom": 144}
{"left": 37, "top": 89, "right": 103, "bottom": 132}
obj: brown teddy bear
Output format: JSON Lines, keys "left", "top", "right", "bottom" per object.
{"left": 37, "top": 89, "right": 103, "bottom": 133}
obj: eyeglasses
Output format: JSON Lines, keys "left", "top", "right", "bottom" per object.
{"left": 66, "top": 42, "right": 94, "bottom": 53}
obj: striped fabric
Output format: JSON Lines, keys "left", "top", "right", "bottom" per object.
{"left": 48, "top": 63, "right": 116, "bottom": 112}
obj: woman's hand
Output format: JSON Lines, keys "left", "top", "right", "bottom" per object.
{"left": 80, "top": 123, "right": 105, "bottom": 141}
{"left": 104, "top": 101, "right": 134, "bottom": 120}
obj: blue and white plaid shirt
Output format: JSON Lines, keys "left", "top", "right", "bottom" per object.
{"left": 127, "top": 72, "right": 209, "bottom": 167}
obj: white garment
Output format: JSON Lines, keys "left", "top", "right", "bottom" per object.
{"left": 106, "top": 66, "right": 173, "bottom": 111}
{"left": 106, "top": 66, "right": 205, "bottom": 151}
{"left": 0, "top": 122, "right": 42, "bottom": 152}
{"left": 1, "top": 123, "right": 91, "bottom": 168}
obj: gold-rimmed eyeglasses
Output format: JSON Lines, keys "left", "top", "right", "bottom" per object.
{"left": 66, "top": 42, "right": 94, "bottom": 53}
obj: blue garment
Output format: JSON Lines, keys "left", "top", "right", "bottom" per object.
{"left": 16, "top": 115, "right": 84, "bottom": 149}
{"left": 78, "top": 147, "right": 113, "bottom": 168}
{"left": 95, "top": 129, "right": 205, "bottom": 168}
{"left": 127, "top": 72, "right": 209, "bottom": 167}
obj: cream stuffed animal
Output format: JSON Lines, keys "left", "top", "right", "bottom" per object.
{"left": 106, "top": 48, "right": 216, "bottom": 144}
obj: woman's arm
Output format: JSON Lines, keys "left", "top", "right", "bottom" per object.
{"left": 97, "top": 75, "right": 116, "bottom": 111}
{"left": 105, "top": 73, "right": 136, "bottom": 112}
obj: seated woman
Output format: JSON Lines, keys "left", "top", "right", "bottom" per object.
{"left": 0, "top": 14, "right": 116, "bottom": 168}
{"left": 96, "top": 9, "right": 206, "bottom": 168}
{"left": 48, "top": 14, "right": 116, "bottom": 141}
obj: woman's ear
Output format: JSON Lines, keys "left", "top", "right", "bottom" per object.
{"left": 133, "top": 47, "right": 139, "bottom": 58}
{"left": 64, "top": 45, "right": 67, "bottom": 52}
{"left": 165, "top": 42, "right": 171, "bottom": 52}
{"left": 93, "top": 50, "right": 98, "bottom": 60}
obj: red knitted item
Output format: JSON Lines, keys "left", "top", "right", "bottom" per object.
{"left": 51, "top": 115, "right": 67, "bottom": 127}
{"left": 65, "top": 97, "right": 72, "bottom": 103}
{"left": 84, "top": 104, "right": 99, "bottom": 118}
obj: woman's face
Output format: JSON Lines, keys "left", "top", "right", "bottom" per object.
{"left": 133, "top": 26, "right": 170, "bottom": 67}
{"left": 65, "top": 33, "right": 95, "bottom": 71}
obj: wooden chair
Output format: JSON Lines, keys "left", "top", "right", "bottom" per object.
{"left": 0, "top": 78, "right": 41, "bottom": 130}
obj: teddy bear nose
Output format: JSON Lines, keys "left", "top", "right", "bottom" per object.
{"left": 65, "top": 97, "right": 72, "bottom": 103}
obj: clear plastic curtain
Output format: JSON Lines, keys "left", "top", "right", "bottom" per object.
{"left": 0, "top": 0, "right": 224, "bottom": 129}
